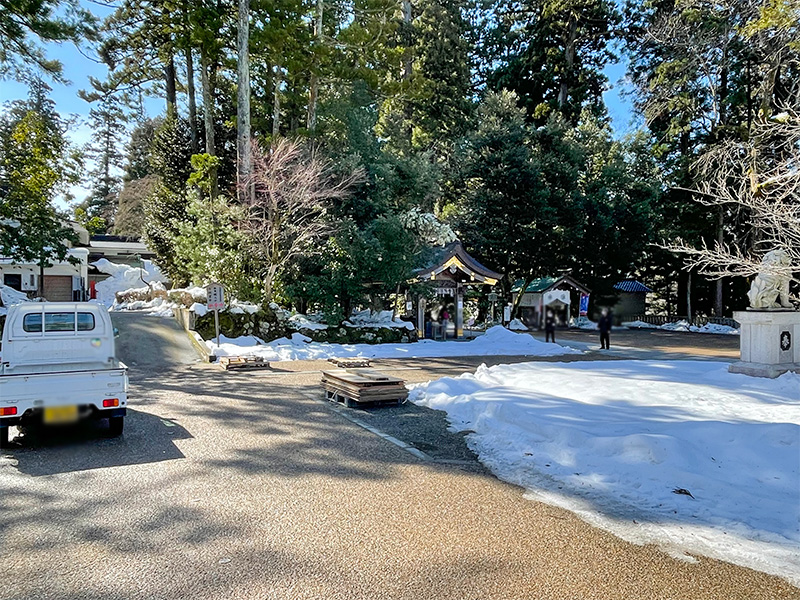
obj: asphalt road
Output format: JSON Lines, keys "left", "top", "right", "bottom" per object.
{"left": 0, "top": 315, "right": 796, "bottom": 599}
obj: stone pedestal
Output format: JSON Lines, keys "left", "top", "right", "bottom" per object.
{"left": 729, "top": 310, "right": 800, "bottom": 378}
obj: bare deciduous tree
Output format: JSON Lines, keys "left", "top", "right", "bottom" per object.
{"left": 667, "top": 97, "right": 800, "bottom": 295}
{"left": 239, "top": 138, "right": 361, "bottom": 302}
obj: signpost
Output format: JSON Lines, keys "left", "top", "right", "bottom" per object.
{"left": 206, "top": 282, "right": 226, "bottom": 347}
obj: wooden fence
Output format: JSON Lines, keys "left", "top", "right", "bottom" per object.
{"left": 630, "top": 314, "right": 740, "bottom": 328}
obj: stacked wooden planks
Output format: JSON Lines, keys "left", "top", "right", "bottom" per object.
{"left": 322, "top": 368, "right": 408, "bottom": 406}
{"left": 219, "top": 356, "right": 272, "bottom": 371}
{"left": 327, "top": 357, "right": 372, "bottom": 368}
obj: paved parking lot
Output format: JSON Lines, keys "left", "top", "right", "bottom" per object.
{"left": 1, "top": 315, "right": 795, "bottom": 599}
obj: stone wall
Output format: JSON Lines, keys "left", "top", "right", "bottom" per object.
{"left": 189, "top": 306, "right": 418, "bottom": 345}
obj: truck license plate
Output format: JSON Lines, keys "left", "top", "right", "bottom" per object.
{"left": 43, "top": 405, "right": 79, "bottom": 425}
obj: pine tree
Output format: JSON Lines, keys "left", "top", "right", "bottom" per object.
{"left": 0, "top": 0, "right": 96, "bottom": 80}
{"left": 74, "top": 83, "right": 130, "bottom": 233}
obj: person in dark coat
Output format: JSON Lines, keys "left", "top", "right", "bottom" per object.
{"left": 545, "top": 310, "right": 556, "bottom": 343}
{"left": 598, "top": 308, "right": 613, "bottom": 349}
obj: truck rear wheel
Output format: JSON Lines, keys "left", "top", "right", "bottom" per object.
{"left": 108, "top": 417, "right": 124, "bottom": 437}
{"left": 0, "top": 426, "right": 8, "bottom": 449}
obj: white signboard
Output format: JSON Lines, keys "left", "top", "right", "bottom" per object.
{"left": 206, "top": 283, "right": 226, "bottom": 311}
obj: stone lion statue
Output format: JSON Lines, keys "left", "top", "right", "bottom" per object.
{"left": 747, "top": 249, "right": 794, "bottom": 309}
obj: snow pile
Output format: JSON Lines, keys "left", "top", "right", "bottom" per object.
{"left": 111, "top": 285, "right": 177, "bottom": 318}
{"left": 92, "top": 258, "right": 169, "bottom": 308}
{"left": 228, "top": 300, "right": 261, "bottom": 315}
{"left": 0, "top": 284, "right": 29, "bottom": 309}
{"left": 621, "top": 320, "right": 659, "bottom": 329}
{"left": 570, "top": 316, "right": 597, "bottom": 330}
{"left": 694, "top": 322, "right": 740, "bottom": 335}
{"left": 660, "top": 319, "right": 697, "bottom": 332}
{"left": 410, "top": 360, "right": 800, "bottom": 584}
{"left": 624, "top": 319, "right": 739, "bottom": 335}
{"left": 207, "top": 334, "right": 267, "bottom": 347}
{"left": 507, "top": 318, "right": 528, "bottom": 331}
{"left": 206, "top": 324, "right": 581, "bottom": 361}
{"left": 289, "top": 313, "right": 328, "bottom": 331}
{"left": 190, "top": 302, "right": 208, "bottom": 317}
{"left": 110, "top": 295, "right": 184, "bottom": 318}
{"left": 344, "top": 309, "right": 415, "bottom": 331}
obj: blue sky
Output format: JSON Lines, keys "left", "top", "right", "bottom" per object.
{"left": 0, "top": 2, "right": 637, "bottom": 209}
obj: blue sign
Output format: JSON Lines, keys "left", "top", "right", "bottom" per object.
{"left": 579, "top": 294, "right": 590, "bottom": 316}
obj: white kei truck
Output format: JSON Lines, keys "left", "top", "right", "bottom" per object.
{"left": 0, "top": 302, "right": 128, "bottom": 448}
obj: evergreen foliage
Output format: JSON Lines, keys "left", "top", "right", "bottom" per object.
{"left": 0, "top": 84, "right": 80, "bottom": 295}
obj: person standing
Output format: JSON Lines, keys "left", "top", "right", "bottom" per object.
{"left": 441, "top": 308, "right": 450, "bottom": 340}
{"left": 598, "top": 308, "right": 612, "bottom": 349}
{"left": 545, "top": 310, "right": 556, "bottom": 343}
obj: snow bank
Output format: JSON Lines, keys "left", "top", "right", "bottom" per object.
{"left": 694, "top": 322, "right": 740, "bottom": 335}
{"left": 207, "top": 334, "right": 266, "bottom": 347}
{"left": 508, "top": 318, "right": 528, "bottom": 331}
{"left": 621, "top": 320, "right": 659, "bottom": 329}
{"left": 624, "top": 319, "right": 739, "bottom": 335}
{"left": 0, "top": 284, "right": 29, "bottom": 308}
{"left": 112, "top": 293, "right": 176, "bottom": 318}
{"left": 92, "top": 258, "right": 169, "bottom": 308}
{"left": 228, "top": 300, "right": 261, "bottom": 315}
{"left": 570, "top": 316, "right": 597, "bottom": 330}
{"left": 205, "top": 325, "right": 580, "bottom": 361}
{"left": 344, "top": 309, "right": 415, "bottom": 331}
{"left": 288, "top": 313, "right": 328, "bottom": 331}
{"left": 410, "top": 360, "right": 800, "bottom": 584}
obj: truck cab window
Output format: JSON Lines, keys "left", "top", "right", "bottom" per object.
{"left": 45, "top": 313, "right": 76, "bottom": 332}
{"left": 77, "top": 313, "right": 95, "bottom": 331}
{"left": 22, "top": 313, "right": 42, "bottom": 332}
{"left": 22, "top": 312, "right": 96, "bottom": 332}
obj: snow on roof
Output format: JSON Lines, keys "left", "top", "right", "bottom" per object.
{"left": 89, "top": 240, "right": 151, "bottom": 251}
{"left": 614, "top": 280, "right": 652, "bottom": 293}
{"left": 511, "top": 275, "right": 590, "bottom": 294}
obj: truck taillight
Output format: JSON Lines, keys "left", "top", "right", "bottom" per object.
{"left": 103, "top": 399, "right": 119, "bottom": 408}
{"left": 0, "top": 407, "right": 17, "bottom": 416}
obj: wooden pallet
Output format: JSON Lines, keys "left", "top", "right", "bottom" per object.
{"left": 327, "top": 357, "right": 372, "bottom": 368}
{"left": 219, "top": 356, "right": 272, "bottom": 371}
{"left": 322, "top": 369, "right": 407, "bottom": 407}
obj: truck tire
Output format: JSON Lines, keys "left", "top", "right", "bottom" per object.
{"left": 0, "top": 426, "right": 8, "bottom": 449}
{"left": 108, "top": 417, "right": 124, "bottom": 437}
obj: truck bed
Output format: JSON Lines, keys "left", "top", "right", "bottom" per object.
{"left": 0, "top": 360, "right": 126, "bottom": 377}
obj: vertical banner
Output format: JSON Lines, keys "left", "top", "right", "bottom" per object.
{"left": 579, "top": 293, "right": 590, "bottom": 317}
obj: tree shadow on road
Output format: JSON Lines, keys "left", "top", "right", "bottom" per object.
{"left": 4, "top": 409, "right": 192, "bottom": 476}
